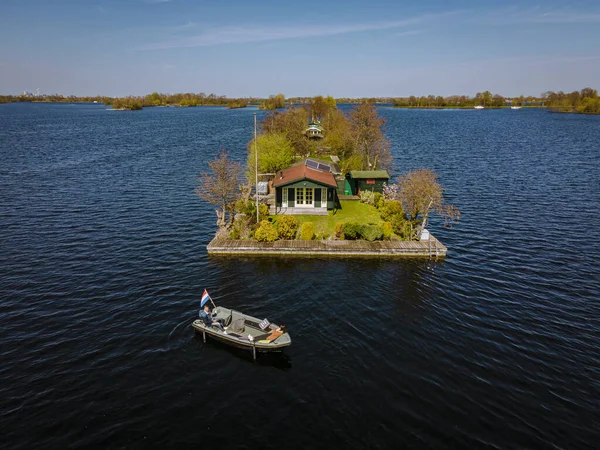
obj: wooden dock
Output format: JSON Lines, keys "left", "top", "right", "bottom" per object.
{"left": 207, "top": 235, "right": 447, "bottom": 258}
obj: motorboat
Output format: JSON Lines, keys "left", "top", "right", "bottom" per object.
{"left": 474, "top": 105, "right": 484, "bottom": 109}
{"left": 511, "top": 106, "right": 522, "bottom": 109}
{"left": 193, "top": 305, "right": 291, "bottom": 359}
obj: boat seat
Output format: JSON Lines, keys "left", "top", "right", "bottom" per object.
{"left": 223, "top": 313, "right": 233, "bottom": 327}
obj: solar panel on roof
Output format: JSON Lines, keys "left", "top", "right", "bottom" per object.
{"left": 306, "top": 159, "right": 319, "bottom": 169}
{"left": 317, "top": 163, "right": 331, "bottom": 172}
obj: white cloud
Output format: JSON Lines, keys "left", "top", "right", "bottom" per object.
{"left": 134, "top": 6, "right": 600, "bottom": 52}
{"left": 171, "top": 21, "right": 196, "bottom": 31}
{"left": 390, "top": 30, "right": 424, "bottom": 37}
{"left": 138, "top": 11, "right": 462, "bottom": 50}
{"left": 531, "top": 12, "right": 600, "bottom": 23}
{"left": 488, "top": 7, "right": 600, "bottom": 24}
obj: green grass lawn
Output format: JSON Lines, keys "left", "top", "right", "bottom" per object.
{"left": 271, "top": 200, "right": 383, "bottom": 238}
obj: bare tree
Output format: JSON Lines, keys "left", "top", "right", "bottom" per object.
{"left": 349, "top": 102, "right": 392, "bottom": 170}
{"left": 195, "top": 151, "right": 241, "bottom": 227}
{"left": 397, "top": 169, "right": 460, "bottom": 238}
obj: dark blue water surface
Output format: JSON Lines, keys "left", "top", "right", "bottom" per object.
{"left": 1, "top": 103, "right": 599, "bottom": 449}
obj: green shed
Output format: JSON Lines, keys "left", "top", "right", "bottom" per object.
{"left": 346, "top": 170, "right": 390, "bottom": 195}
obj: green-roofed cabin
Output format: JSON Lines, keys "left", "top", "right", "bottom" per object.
{"left": 346, "top": 170, "right": 390, "bottom": 195}
{"left": 304, "top": 120, "right": 324, "bottom": 139}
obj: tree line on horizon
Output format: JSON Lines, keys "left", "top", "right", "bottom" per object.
{"left": 1, "top": 87, "right": 598, "bottom": 114}
{"left": 541, "top": 88, "right": 599, "bottom": 114}
{"left": 0, "top": 92, "right": 259, "bottom": 109}
{"left": 106, "top": 92, "right": 258, "bottom": 110}
{"left": 390, "top": 87, "right": 599, "bottom": 112}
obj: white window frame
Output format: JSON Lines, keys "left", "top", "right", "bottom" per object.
{"left": 295, "top": 187, "right": 315, "bottom": 208}
{"left": 282, "top": 187, "right": 288, "bottom": 208}
{"left": 305, "top": 188, "right": 314, "bottom": 206}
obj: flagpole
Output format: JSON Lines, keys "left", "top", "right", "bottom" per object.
{"left": 254, "top": 112, "right": 259, "bottom": 224}
{"left": 208, "top": 290, "right": 217, "bottom": 309}
{"left": 203, "top": 289, "right": 217, "bottom": 309}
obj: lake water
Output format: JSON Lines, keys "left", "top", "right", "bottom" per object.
{"left": 1, "top": 103, "right": 599, "bottom": 449}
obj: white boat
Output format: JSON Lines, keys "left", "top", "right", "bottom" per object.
{"left": 511, "top": 106, "right": 522, "bottom": 110}
{"left": 474, "top": 105, "right": 484, "bottom": 109}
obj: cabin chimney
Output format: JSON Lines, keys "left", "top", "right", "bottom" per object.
{"left": 279, "top": 170, "right": 283, "bottom": 179}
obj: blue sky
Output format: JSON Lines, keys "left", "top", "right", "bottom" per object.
{"left": 1, "top": 0, "right": 599, "bottom": 97}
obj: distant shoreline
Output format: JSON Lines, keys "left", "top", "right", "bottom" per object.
{"left": 392, "top": 105, "right": 544, "bottom": 110}
{"left": 2, "top": 100, "right": 599, "bottom": 115}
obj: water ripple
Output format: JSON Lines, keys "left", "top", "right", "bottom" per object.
{"left": 0, "top": 104, "right": 599, "bottom": 449}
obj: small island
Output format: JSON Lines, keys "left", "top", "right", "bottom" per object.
{"left": 196, "top": 97, "right": 460, "bottom": 257}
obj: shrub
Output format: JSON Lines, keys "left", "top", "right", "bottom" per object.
{"left": 334, "top": 222, "right": 344, "bottom": 240}
{"left": 234, "top": 198, "right": 251, "bottom": 215}
{"left": 380, "top": 200, "right": 405, "bottom": 221}
{"left": 343, "top": 221, "right": 362, "bottom": 240}
{"left": 229, "top": 214, "right": 252, "bottom": 239}
{"left": 300, "top": 222, "right": 315, "bottom": 240}
{"left": 382, "top": 182, "right": 399, "bottom": 200}
{"left": 382, "top": 222, "right": 392, "bottom": 240}
{"left": 361, "top": 224, "right": 384, "bottom": 241}
{"left": 277, "top": 215, "right": 298, "bottom": 240}
{"left": 373, "top": 192, "right": 383, "bottom": 208}
{"left": 360, "top": 190, "right": 375, "bottom": 205}
{"left": 254, "top": 220, "right": 278, "bottom": 242}
{"left": 390, "top": 214, "right": 410, "bottom": 239}
{"left": 258, "top": 203, "right": 269, "bottom": 219}
{"left": 234, "top": 199, "right": 269, "bottom": 224}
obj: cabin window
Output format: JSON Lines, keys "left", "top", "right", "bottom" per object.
{"left": 296, "top": 187, "right": 304, "bottom": 205}
{"left": 282, "top": 188, "right": 288, "bottom": 207}
{"left": 322, "top": 188, "right": 328, "bottom": 207}
{"left": 305, "top": 188, "right": 313, "bottom": 205}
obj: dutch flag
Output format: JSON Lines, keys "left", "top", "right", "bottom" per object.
{"left": 200, "top": 289, "right": 212, "bottom": 307}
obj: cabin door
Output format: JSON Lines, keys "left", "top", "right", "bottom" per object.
{"left": 282, "top": 188, "right": 288, "bottom": 208}
{"left": 296, "top": 187, "right": 313, "bottom": 207}
{"left": 314, "top": 188, "right": 322, "bottom": 207}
